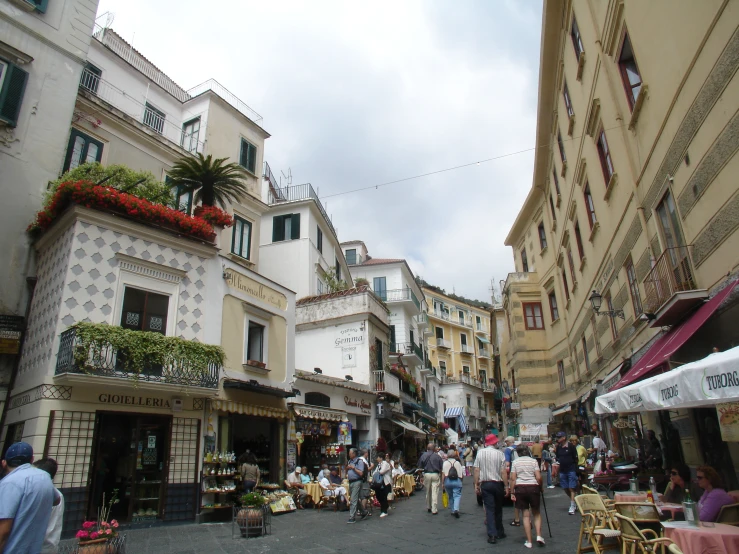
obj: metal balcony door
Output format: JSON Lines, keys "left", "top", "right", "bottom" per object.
{"left": 656, "top": 191, "right": 694, "bottom": 290}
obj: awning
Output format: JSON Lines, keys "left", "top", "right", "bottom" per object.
{"left": 551, "top": 404, "right": 571, "bottom": 417}
{"left": 211, "top": 399, "right": 288, "bottom": 419}
{"left": 595, "top": 345, "right": 739, "bottom": 414}
{"left": 392, "top": 418, "right": 427, "bottom": 438}
{"left": 478, "top": 336, "right": 491, "bottom": 344}
{"left": 444, "top": 407, "right": 465, "bottom": 417}
{"left": 601, "top": 362, "right": 626, "bottom": 391}
{"left": 613, "top": 280, "right": 738, "bottom": 390}
{"left": 223, "top": 379, "right": 295, "bottom": 398}
{"left": 292, "top": 404, "right": 348, "bottom": 421}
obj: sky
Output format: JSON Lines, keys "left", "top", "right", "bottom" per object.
{"left": 95, "top": 0, "right": 543, "bottom": 303}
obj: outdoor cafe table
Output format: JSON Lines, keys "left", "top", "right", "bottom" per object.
{"left": 399, "top": 474, "right": 415, "bottom": 496}
{"left": 304, "top": 482, "right": 322, "bottom": 505}
{"left": 662, "top": 521, "right": 739, "bottom": 553}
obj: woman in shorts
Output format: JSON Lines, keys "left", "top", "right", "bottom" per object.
{"left": 509, "top": 444, "right": 545, "bottom": 548}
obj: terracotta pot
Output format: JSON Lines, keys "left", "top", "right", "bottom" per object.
{"left": 78, "top": 538, "right": 114, "bottom": 554}
{"left": 236, "top": 507, "right": 264, "bottom": 537}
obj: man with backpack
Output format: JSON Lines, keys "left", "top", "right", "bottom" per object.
{"left": 346, "top": 448, "right": 368, "bottom": 524}
{"left": 442, "top": 449, "right": 465, "bottom": 518}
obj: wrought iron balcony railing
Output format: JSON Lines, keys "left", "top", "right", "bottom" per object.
{"left": 267, "top": 183, "right": 337, "bottom": 238}
{"left": 421, "top": 401, "right": 436, "bottom": 418}
{"left": 643, "top": 246, "right": 697, "bottom": 313}
{"left": 55, "top": 327, "right": 220, "bottom": 388}
{"left": 373, "top": 369, "right": 400, "bottom": 398}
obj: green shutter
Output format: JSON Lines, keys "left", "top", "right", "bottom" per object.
{"left": 290, "top": 213, "right": 300, "bottom": 240}
{"left": 244, "top": 219, "right": 252, "bottom": 259}
{"left": 33, "top": 0, "right": 48, "bottom": 12}
{"left": 317, "top": 226, "right": 323, "bottom": 253}
{"left": 239, "top": 139, "right": 247, "bottom": 168}
{"left": 247, "top": 143, "right": 256, "bottom": 173}
{"left": 272, "top": 215, "right": 284, "bottom": 242}
{"left": 0, "top": 64, "right": 29, "bottom": 128}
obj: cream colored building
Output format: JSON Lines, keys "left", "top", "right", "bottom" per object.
{"left": 503, "top": 0, "right": 739, "bottom": 482}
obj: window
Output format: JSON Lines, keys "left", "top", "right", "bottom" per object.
{"left": 523, "top": 302, "right": 544, "bottom": 330}
{"left": 0, "top": 59, "right": 28, "bottom": 127}
{"left": 582, "top": 336, "right": 591, "bottom": 374}
{"left": 563, "top": 82, "right": 574, "bottom": 118}
{"left": 80, "top": 62, "right": 101, "bottom": 95}
{"left": 521, "top": 248, "right": 529, "bottom": 272}
{"left": 143, "top": 102, "right": 165, "bottom": 134}
{"left": 305, "top": 392, "right": 330, "bottom": 408}
{"left": 63, "top": 128, "right": 103, "bottom": 172}
{"left": 458, "top": 310, "right": 465, "bottom": 325}
{"left": 181, "top": 117, "right": 201, "bottom": 153}
{"left": 592, "top": 316, "right": 601, "bottom": 357}
{"left": 316, "top": 226, "right": 323, "bottom": 254}
{"left": 479, "top": 370, "right": 487, "bottom": 384}
{"left": 231, "top": 216, "right": 252, "bottom": 259}
{"left": 460, "top": 333, "right": 467, "bottom": 347}
{"left": 656, "top": 190, "right": 687, "bottom": 250}
{"left": 478, "top": 397, "right": 483, "bottom": 409}
{"left": 435, "top": 327, "right": 444, "bottom": 339}
{"left": 463, "top": 367, "right": 470, "bottom": 375}
{"left": 597, "top": 130, "right": 614, "bottom": 184}
{"left": 618, "top": 31, "right": 642, "bottom": 109}
{"left": 557, "top": 130, "right": 566, "bottom": 164}
{"left": 389, "top": 325, "right": 396, "bottom": 350}
{"left": 121, "top": 287, "right": 169, "bottom": 334}
{"left": 548, "top": 291, "right": 559, "bottom": 321}
{"left": 246, "top": 320, "right": 266, "bottom": 363}
{"left": 439, "top": 360, "right": 447, "bottom": 373}
{"left": 375, "top": 338, "right": 383, "bottom": 370}
{"left": 552, "top": 168, "right": 561, "bottom": 195}
{"left": 239, "top": 138, "right": 257, "bottom": 174}
{"left": 373, "top": 277, "right": 387, "bottom": 301}
{"left": 476, "top": 315, "right": 482, "bottom": 330}
{"left": 538, "top": 223, "right": 548, "bottom": 250}
{"left": 558, "top": 360, "right": 566, "bottom": 391}
{"left": 317, "top": 278, "right": 325, "bottom": 295}
{"left": 549, "top": 194, "right": 557, "bottom": 222}
{"left": 272, "top": 213, "right": 300, "bottom": 242}
{"left": 605, "top": 293, "right": 617, "bottom": 340}
{"left": 584, "top": 184, "right": 597, "bottom": 229}
{"left": 172, "top": 184, "right": 193, "bottom": 215}
{"left": 562, "top": 270, "right": 570, "bottom": 302}
{"left": 567, "top": 247, "right": 577, "bottom": 281}
{"left": 574, "top": 221, "right": 585, "bottom": 260}
{"left": 571, "top": 16, "right": 584, "bottom": 61}
{"left": 345, "top": 248, "right": 356, "bottom": 265}
{"left": 625, "top": 257, "right": 642, "bottom": 315}
{"left": 466, "top": 394, "right": 471, "bottom": 407}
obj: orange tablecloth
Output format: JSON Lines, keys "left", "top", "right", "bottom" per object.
{"left": 615, "top": 492, "right": 648, "bottom": 502}
{"left": 663, "top": 521, "right": 739, "bottom": 554}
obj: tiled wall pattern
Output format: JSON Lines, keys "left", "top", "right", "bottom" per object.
{"left": 19, "top": 219, "right": 211, "bottom": 378}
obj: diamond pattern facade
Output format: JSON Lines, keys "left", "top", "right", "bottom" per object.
{"left": 19, "top": 218, "right": 213, "bottom": 378}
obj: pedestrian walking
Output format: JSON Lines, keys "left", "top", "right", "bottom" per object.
{"left": 359, "top": 448, "right": 373, "bottom": 516}
{"left": 417, "top": 442, "right": 443, "bottom": 515}
{"left": 346, "top": 448, "right": 368, "bottom": 523}
{"left": 372, "top": 453, "right": 392, "bottom": 518}
{"left": 464, "top": 442, "right": 475, "bottom": 477}
{"left": 541, "top": 444, "right": 555, "bottom": 488}
{"left": 510, "top": 445, "right": 546, "bottom": 548}
{"left": 238, "top": 452, "right": 260, "bottom": 493}
{"left": 554, "top": 432, "right": 579, "bottom": 515}
{"left": 570, "top": 435, "right": 587, "bottom": 493}
{"left": 442, "top": 449, "right": 464, "bottom": 518}
{"left": 530, "top": 437, "right": 543, "bottom": 466}
{"left": 473, "top": 434, "right": 509, "bottom": 545}
{"left": 33, "top": 458, "right": 65, "bottom": 554}
{"left": 503, "top": 435, "right": 522, "bottom": 527}
{"left": 0, "top": 442, "right": 61, "bottom": 554}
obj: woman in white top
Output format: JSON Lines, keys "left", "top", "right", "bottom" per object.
{"left": 510, "top": 444, "right": 545, "bottom": 548}
{"left": 373, "top": 453, "right": 393, "bottom": 517}
{"left": 441, "top": 449, "right": 465, "bottom": 518}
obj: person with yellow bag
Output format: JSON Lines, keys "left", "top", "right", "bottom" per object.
{"left": 442, "top": 449, "right": 465, "bottom": 518}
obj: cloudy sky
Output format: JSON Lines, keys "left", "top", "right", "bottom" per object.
{"left": 96, "top": 0, "right": 543, "bottom": 302}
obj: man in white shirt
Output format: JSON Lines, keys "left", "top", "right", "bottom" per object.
{"left": 34, "top": 458, "right": 64, "bottom": 554}
{"left": 474, "top": 434, "right": 509, "bottom": 545}
{"left": 593, "top": 435, "right": 607, "bottom": 453}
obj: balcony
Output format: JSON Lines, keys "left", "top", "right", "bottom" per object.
{"left": 478, "top": 348, "right": 490, "bottom": 358}
{"left": 431, "top": 310, "right": 451, "bottom": 322}
{"left": 377, "top": 288, "right": 421, "bottom": 311}
{"left": 421, "top": 401, "right": 437, "bottom": 419}
{"left": 436, "top": 338, "right": 451, "bottom": 349}
{"left": 414, "top": 312, "right": 429, "bottom": 330}
{"left": 54, "top": 326, "right": 220, "bottom": 390}
{"left": 268, "top": 183, "right": 337, "bottom": 238}
{"left": 475, "top": 324, "right": 488, "bottom": 337}
{"left": 460, "top": 344, "right": 473, "bottom": 355}
{"left": 442, "top": 373, "right": 484, "bottom": 390}
{"left": 372, "top": 369, "right": 400, "bottom": 399}
{"left": 643, "top": 246, "right": 707, "bottom": 326}
{"left": 390, "top": 341, "right": 423, "bottom": 366}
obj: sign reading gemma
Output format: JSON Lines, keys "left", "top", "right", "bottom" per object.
{"left": 335, "top": 324, "right": 364, "bottom": 348}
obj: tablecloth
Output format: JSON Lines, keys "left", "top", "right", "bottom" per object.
{"left": 397, "top": 475, "right": 415, "bottom": 496}
{"left": 664, "top": 521, "right": 739, "bottom": 554}
{"left": 304, "top": 483, "right": 322, "bottom": 505}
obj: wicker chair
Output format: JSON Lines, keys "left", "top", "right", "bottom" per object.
{"left": 614, "top": 502, "right": 664, "bottom": 536}
{"left": 717, "top": 503, "right": 739, "bottom": 526}
{"left": 667, "top": 545, "right": 684, "bottom": 554}
{"left": 614, "top": 513, "right": 675, "bottom": 554}
{"left": 583, "top": 484, "right": 616, "bottom": 508}
{"left": 575, "top": 494, "right": 622, "bottom": 554}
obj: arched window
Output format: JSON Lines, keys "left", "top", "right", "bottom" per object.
{"left": 305, "top": 392, "right": 330, "bottom": 408}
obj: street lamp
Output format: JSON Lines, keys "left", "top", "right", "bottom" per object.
{"left": 589, "top": 289, "right": 624, "bottom": 319}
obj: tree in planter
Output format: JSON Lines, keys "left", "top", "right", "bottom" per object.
{"left": 324, "top": 266, "right": 349, "bottom": 293}
{"left": 354, "top": 277, "right": 369, "bottom": 288}
{"left": 168, "top": 153, "right": 250, "bottom": 208}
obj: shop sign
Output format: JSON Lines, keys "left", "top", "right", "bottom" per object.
{"left": 294, "top": 406, "right": 344, "bottom": 421}
{"left": 0, "top": 315, "right": 24, "bottom": 355}
{"left": 342, "top": 347, "right": 357, "bottom": 368}
{"left": 98, "top": 393, "right": 171, "bottom": 408}
{"left": 224, "top": 269, "right": 287, "bottom": 311}
{"left": 717, "top": 402, "right": 739, "bottom": 442}
{"left": 510, "top": 402, "right": 521, "bottom": 410}
{"left": 335, "top": 324, "right": 364, "bottom": 347}
{"left": 344, "top": 396, "right": 372, "bottom": 414}
{"left": 519, "top": 423, "right": 547, "bottom": 438}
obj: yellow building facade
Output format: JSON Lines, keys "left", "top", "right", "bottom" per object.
{"left": 503, "top": 0, "right": 739, "bottom": 472}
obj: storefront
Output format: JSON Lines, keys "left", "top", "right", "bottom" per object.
{"left": 290, "top": 404, "right": 352, "bottom": 473}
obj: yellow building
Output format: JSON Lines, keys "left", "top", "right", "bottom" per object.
{"left": 503, "top": 0, "right": 739, "bottom": 479}
{"left": 422, "top": 286, "right": 498, "bottom": 439}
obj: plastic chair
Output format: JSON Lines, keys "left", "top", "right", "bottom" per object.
{"left": 575, "top": 494, "right": 622, "bottom": 554}
{"left": 614, "top": 513, "right": 675, "bottom": 554}
{"left": 717, "top": 502, "right": 739, "bottom": 526}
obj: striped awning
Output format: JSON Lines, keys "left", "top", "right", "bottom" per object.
{"left": 444, "top": 407, "right": 465, "bottom": 417}
{"left": 211, "top": 399, "right": 288, "bottom": 419}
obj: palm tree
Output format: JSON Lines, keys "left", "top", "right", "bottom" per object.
{"left": 168, "top": 153, "right": 250, "bottom": 208}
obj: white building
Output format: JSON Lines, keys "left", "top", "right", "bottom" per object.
{"left": 258, "top": 172, "right": 349, "bottom": 300}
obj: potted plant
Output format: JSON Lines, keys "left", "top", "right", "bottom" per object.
{"left": 75, "top": 490, "right": 121, "bottom": 553}
{"left": 235, "top": 492, "right": 267, "bottom": 537}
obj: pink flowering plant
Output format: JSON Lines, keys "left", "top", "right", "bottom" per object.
{"left": 75, "top": 489, "right": 120, "bottom": 543}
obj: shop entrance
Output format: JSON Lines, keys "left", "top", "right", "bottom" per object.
{"left": 219, "top": 415, "right": 280, "bottom": 487}
{"left": 90, "top": 412, "right": 172, "bottom": 522}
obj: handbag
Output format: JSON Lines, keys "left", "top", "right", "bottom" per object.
{"left": 371, "top": 467, "right": 384, "bottom": 490}
{"left": 442, "top": 490, "right": 449, "bottom": 508}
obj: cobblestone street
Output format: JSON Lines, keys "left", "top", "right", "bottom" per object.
{"left": 74, "top": 484, "right": 583, "bottom": 553}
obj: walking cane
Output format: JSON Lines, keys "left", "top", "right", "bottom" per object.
{"left": 540, "top": 487, "right": 552, "bottom": 538}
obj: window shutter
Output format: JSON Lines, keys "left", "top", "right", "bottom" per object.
{"left": 247, "top": 142, "right": 257, "bottom": 173}
{"left": 32, "top": 0, "right": 49, "bottom": 12}
{"left": 239, "top": 139, "right": 248, "bottom": 168}
{"left": 290, "top": 213, "right": 300, "bottom": 240}
{"left": 0, "top": 64, "right": 29, "bottom": 128}
{"left": 272, "top": 215, "right": 284, "bottom": 242}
